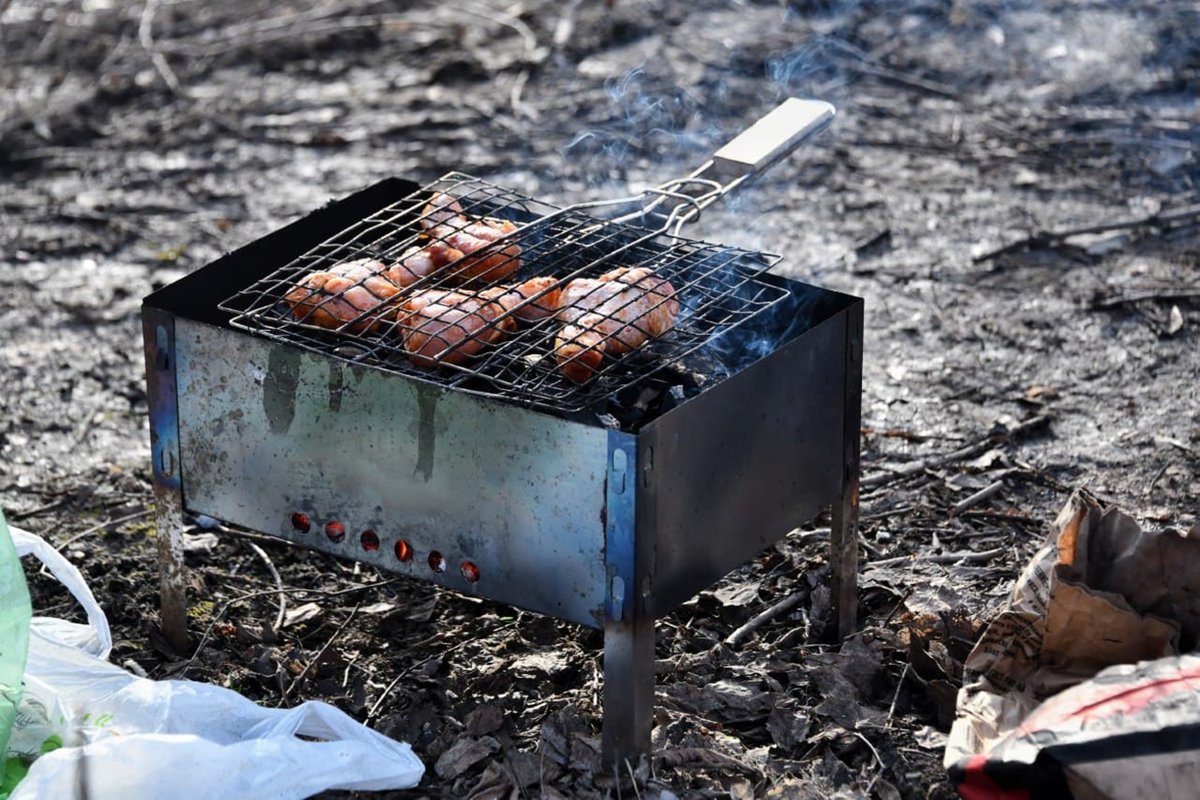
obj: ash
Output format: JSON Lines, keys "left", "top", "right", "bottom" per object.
{"left": 2, "top": 1, "right": 1197, "bottom": 798}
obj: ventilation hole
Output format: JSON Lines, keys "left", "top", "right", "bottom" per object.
{"left": 460, "top": 561, "right": 480, "bottom": 583}
{"left": 428, "top": 551, "right": 446, "bottom": 573}
{"left": 324, "top": 521, "right": 346, "bottom": 543}
{"left": 394, "top": 539, "right": 413, "bottom": 562}
{"left": 360, "top": 530, "right": 380, "bottom": 552}
{"left": 290, "top": 512, "right": 311, "bottom": 533}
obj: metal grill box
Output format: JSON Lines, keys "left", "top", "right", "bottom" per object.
{"left": 142, "top": 177, "right": 863, "bottom": 762}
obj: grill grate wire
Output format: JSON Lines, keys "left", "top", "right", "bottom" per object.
{"left": 218, "top": 173, "right": 789, "bottom": 414}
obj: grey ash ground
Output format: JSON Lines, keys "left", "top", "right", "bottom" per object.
{"left": 2, "top": 1, "right": 1197, "bottom": 798}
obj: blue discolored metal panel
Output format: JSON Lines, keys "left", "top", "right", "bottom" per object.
{"left": 604, "top": 431, "right": 638, "bottom": 623}
{"left": 143, "top": 310, "right": 182, "bottom": 493}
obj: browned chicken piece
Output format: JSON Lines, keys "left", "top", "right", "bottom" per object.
{"left": 396, "top": 289, "right": 516, "bottom": 368}
{"left": 554, "top": 266, "right": 680, "bottom": 383}
{"left": 418, "top": 191, "right": 467, "bottom": 231}
{"left": 414, "top": 192, "right": 522, "bottom": 284}
{"left": 284, "top": 258, "right": 403, "bottom": 333}
{"left": 481, "top": 276, "right": 563, "bottom": 324}
{"left": 386, "top": 242, "right": 464, "bottom": 289}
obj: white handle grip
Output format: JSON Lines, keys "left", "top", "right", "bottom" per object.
{"left": 711, "top": 98, "right": 835, "bottom": 177}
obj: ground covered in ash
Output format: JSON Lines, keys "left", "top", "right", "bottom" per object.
{"left": 2, "top": 1, "right": 1198, "bottom": 797}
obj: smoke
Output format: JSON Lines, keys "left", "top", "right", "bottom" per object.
{"left": 560, "top": 66, "right": 726, "bottom": 192}
{"left": 701, "top": 279, "right": 833, "bottom": 379}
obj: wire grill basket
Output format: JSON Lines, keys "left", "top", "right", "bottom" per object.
{"left": 219, "top": 174, "right": 793, "bottom": 414}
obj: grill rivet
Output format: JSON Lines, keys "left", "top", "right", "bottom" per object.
{"left": 460, "top": 561, "right": 480, "bottom": 583}
{"left": 360, "top": 529, "right": 380, "bottom": 552}
{"left": 394, "top": 539, "right": 413, "bottom": 562}
{"left": 428, "top": 551, "right": 446, "bottom": 573}
{"left": 290, "top": 512, "right": 311, "bottom": 533}
{"left": 324, "top": 521, "right": 346, "bottom": 543}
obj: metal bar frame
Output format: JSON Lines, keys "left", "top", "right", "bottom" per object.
{"left": 830, "top": 302, "right": 863, "bottom": 640}
{"left": 142, "top": 307, "right": 189, "bottom": 651}
{"left": 601, "top": 432, "right": 654, "bottom": 764}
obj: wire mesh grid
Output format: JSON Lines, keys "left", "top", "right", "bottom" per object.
{"left": 218, "top": 172, "right": 790, "bottom": 414}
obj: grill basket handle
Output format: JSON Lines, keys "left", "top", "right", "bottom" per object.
{"left": 572, "top": 97, "right": 836, "bottom": 233}
{"left": 709, "top": 98, "right": 836, "bottom": 179}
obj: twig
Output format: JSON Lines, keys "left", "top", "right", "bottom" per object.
{"left": 865, "top": 546, "right": 1007, "bottom": 569}
{"left": 625, "top": 758, "right": 643, "bottom": 800}
{"left": 950, "top": 477, "right": 1007, "bottom": 517}
{"left": 247, "top": 542, "right": 287, "bottom": 633}
{"left": 447, "top": 2, "right": 541, "bottom": 60}
{"left": 851, "top": 62, "right": 958, "bottom": 99}
{"left": 178, "top": 580, "right": 400, "bottom": 678}
{"left": 862, "top": 414, "right": 1050, "bottom": 490}
{"left": 885, "top": 663, "right": 911, "bottom": 729}
{"left": 553, "top": 0, "right": 583, "bottom": 50}
{"left": 974, "top": 203, "right": 1200, "bottom": 263}
{"left": 138, "top": 0, "right": 182, "bottom": 95}
{"left": 281, "top": 600, "right": 362, "bottom": 704}
{"left": 1155, "top": 435, "right": 1196, "bottom": 455}
{"left": 56, "top": 508, "right": 152, "bottom": 551}
{"left": 853, "top": 730, "right": 886, "bottom": 793}
{"left": 180, "top": 586, "right": 289, "bottom": 678}
{"left": 367, "top": 620, "right": 521, "bottom": 720}
{"left": 7, "top": 499, "right": 64, "bottom": 521}
{"left": 1092, "top": 286, "right": 1200, "bottom": 309}
{"left": 723, "top": 589, "right": 809, "bottom": 648}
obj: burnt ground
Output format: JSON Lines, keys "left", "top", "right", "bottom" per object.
{"left": 1, "top": 0, "right": 1198, "bottom": 797}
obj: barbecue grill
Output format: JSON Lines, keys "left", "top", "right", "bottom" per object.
{"left": 141, "top": 99, "right": 863, "bottom": 764}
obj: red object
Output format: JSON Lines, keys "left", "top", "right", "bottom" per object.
{"left": 324, "top": 520, "right": 346, "bottom": 542}
{"left": 290, "top": 512, "right": 311, "bottom": 533}
{"left": 360, "top": 529, "right": 380, "bottom": 552}
{"left": 394, "top": 539, "right": 413, "bottom": 562}
{"left": 955, "top": 755, "right": 1031, "bottom": 800}
{"left": 428, "top": 551, "right": 446, "bottom": 573}
{"left": 460, "top": 561, "right": 480, "bottom": 583}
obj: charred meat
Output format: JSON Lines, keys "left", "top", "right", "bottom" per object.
{"left": 481, "top": 276, "right": 563, "bottom": 324}
{"left": 284, "top": 258, "right": 403, "bottom": 333}
{"left": 554, "top": 266, "right": 680, "bottom": 383}
{"left": 396, "top": 289, "right": 516, "bottom": 368}
{"left": 407, "top": 193, "right": 521, "bottom": 285}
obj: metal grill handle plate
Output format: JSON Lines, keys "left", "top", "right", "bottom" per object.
{"left": 711, "top": 98, "right": 836, "bottom": 178}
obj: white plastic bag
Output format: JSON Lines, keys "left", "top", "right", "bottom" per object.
{"left": 6, "top": 526, "right": 424, "bottom": 799}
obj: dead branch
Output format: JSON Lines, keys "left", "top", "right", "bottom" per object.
{"left": 248, "top": 541, "right": 287, "bottom": 633}
{"left": 723, "top": 588, "right": 809, "bottom": 648}
{"left": 1091, "top": 286, "right": 1200, "bottom": 310}
{"left": 138, "top": 0, "right": 182, "bottom": 95}
{"left": 56, "top": 508, "right": 153, "bottom": 550}
{"left": 974, "top": 203, "right": 1200, "bottom": 263}
{"left": 866, "top": 546, "right": 1007, "bottom": 569}
{"left": 281, "top": 601, "right": 362, "bottom": 704}
{"left": 862, "top": 414, "right": 1050, "bottom": 490}
{"left": 950, "top": 475, "right": 1011, "bottom": 517}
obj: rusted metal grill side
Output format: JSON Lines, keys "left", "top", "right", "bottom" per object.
{"left": 218, "top": 173, "right": 790, "bottom": 414}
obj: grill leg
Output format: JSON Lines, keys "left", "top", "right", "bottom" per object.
{"left": 144, "top": 309, "right": 190, "bottom": 652}
{"left": 831, "top": 302, "right": 863, "bottom": 640}
{"left": 601, "top": 613, "right": 655, "bottom": 767}
{"left": 154, "top": 482, "right": 189, "bottom": 651}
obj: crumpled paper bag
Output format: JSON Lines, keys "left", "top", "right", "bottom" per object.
{"left": 946, "top": 490, "right": 1200, "bottom": 772}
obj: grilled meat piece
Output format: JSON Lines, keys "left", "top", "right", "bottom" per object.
{"left": 387, "top": 242, "right": 463, "bottom": 289}
{"left": 554, "top": 266, "right": 680, "bottom": 383}
{"left": 284, "top": 258, "right": 402, "bottom": 333}
{"left": 397, "top": 289, "right": 516, "bottom": 368}
{"left": 414, "top": 192, "right": 522, "bottom": 284}
{"left": 481, "top": 276, "right": 563, "bottom": 324}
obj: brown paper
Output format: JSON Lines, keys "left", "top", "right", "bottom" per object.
{"left": 946, "top": 490, "right": 1200, "bottom": 769}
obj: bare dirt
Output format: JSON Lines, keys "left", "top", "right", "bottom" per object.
{"left": 2, "top": 1, "right": 1198, "bottom": 798}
